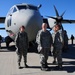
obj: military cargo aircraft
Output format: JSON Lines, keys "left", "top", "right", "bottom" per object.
{"left": 0, "top": 3, "right": 75, "bottom": 47}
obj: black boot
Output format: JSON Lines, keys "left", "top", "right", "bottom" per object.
{"left": 52, "top": 60, "right": 57, "bottom": 64}
{"left": 58, "top": 64, "right": 63, "bottom": 70}
{"left": 41, "top": 64, "right": 48, "bottom": 71}
{"left": 24, "top": 63, "right": 28, "bottom": 68}
{"left": 45, "top": 62, "right": 49, "bottom": 68}
{"left": 18, "top": 62, "right": 21, "bottom": 69}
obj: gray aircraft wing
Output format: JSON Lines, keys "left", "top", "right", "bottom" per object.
{"left": 62, "top": 19, "right": 75, "bottom": 23}
{"left": 0, "top": 17, "right": 5, "bottom": 30}
{"left": 0, "top": 17, "right": 5, "bottom": 23}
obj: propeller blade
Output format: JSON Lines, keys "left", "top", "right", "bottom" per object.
{"left": 54, "top": 5, "right": 59, "bottom": 17}
{"left": 61, "top": 10, "right": 66, "bottom": 17}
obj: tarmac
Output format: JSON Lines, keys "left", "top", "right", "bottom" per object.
{"left": 0, "top": 39, "right": 75, "bottom": 75}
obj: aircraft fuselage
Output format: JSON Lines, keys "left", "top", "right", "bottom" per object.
{"left": 5, "top": 3, "right": 43, "bottom": 42}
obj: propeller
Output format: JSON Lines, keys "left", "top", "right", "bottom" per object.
{"left": 46, "top": 6, "right": 67, "bottom": 30}
{"left": 52, "top": 6, "right": 66, "bottom": 24}
{"left": 46, "top": 5, "right": 67, "bottom": 25}
{"left": 45, "top": 5, "right": 75, "bottom": 30}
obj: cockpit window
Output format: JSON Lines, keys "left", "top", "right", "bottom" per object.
{"left": 17, "top": 5, "right": 27, "bottom": 10}
{"left": 17, "top": 5, "right": 38, "bottom": 10}
{"left": 7, "top": 8, "right": 13, "bottom": 16}
{"left": 7, "top": 7, "right": 17, "bottom": 16}
{"left": 13, "top": 7, "right": 17, "bottom": 13}
{"left": 28, "top": 5, "right": 38, "bottom": 10}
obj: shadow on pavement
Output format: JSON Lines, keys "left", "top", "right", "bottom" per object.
{"left": 0, "top": 45, "right": 16, "bottom": 52}
{"left": 62, "top": 44, "right": 75, "bottom": 59}
{"left": 47, "top": 66, "right": 75, "bottom": 73}
{"left": 47, "top": 61, "right": 75, "bottom": 72}
{"left": 0, "top": 44, "right": 38, "bottom": 53}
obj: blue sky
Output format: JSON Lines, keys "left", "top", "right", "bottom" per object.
{"left": 0, "top": 0, "right": 75, "bottom": 38}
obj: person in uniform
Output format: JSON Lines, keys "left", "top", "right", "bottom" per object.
{"left": 52, "top": 24, "right": 64, "bottom": 69}
{"left": 0, "top": 35, "right": 2, "bottom": 49}
{"left": 36, "top": 23, "right": 53, "bottom": 71}
{"left": 71, "top": 34, "right": 74, "bottom": 45}
{"left": 15, "top": 26, "right": 29, "bottom": 69}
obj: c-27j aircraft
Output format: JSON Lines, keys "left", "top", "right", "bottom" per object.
{"left": 0, "top": 3, "right": 75, "bottom": 47}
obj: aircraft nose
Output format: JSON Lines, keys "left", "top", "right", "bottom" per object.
{"left": 24, "top": 12, "right": 43, "bottom": 41}
{"left": 8, "top": 10, "right": 43, "bottom": 41}
{"left": 17, "top": 11, "right": 42, "bottom": 41}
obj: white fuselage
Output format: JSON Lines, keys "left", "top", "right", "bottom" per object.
{"left": 5, "top": 4, "right": 43, "bottom": 41}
